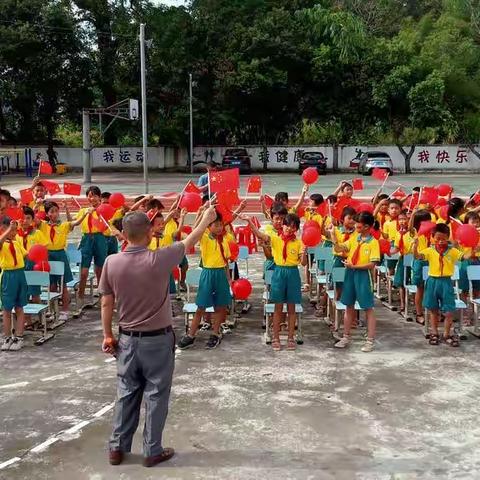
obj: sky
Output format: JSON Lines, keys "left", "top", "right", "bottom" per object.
{"left": 154, "top": 0, "right": 187, "bottom": 5}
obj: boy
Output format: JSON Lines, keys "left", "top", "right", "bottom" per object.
{"left": 330, "top": 212, "right": 380, "bottom": 352}
{"left": 382, "top": 199, "right": 402, "bottom": 273}
{"left": 177, "top": 211, "right": 231, "bottom": 350}
{"left": 373, "top": 195, "right": 390, "bottom": 229}
{"left": 247, "top": 213, "right": 307, "bottom": 351}
{"left": 0, "top": 218, "right": 28, "bottom": 351}
{"left": 30, "top": 179, "right": 47, "bottom": 215}
{"left": 0, "top": 189, "right": 11, "bottom": 216}
{"left": 414, "top": 223, "right": 474, "bottom": 346}
{"left": 75, "top": 186, "right": 108, "bottom": 315}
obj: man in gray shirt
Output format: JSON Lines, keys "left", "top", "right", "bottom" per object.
{"left": 99, "top": 206, "right": 217, "bottom": 467}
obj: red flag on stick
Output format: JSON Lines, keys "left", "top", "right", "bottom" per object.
{"left": 391, "top": 188, "right": 406, "bottom": 199}
{"left": 184, "top": 180, "right": 201, "bottom": 194}
{"left": 372, "top": 168, "right": 389, "bottom": 181}
{"left": 263, "top": 194, "right": 274, "bottom": 209}
{"left": 63, "top": 183, "right": 82, "bottom": 196}
{"left": 352, "top": 178, "right": 364, "bottom": 191}
{"left": 216, "top": 189, "right": 241, "bottom": 207}
{"left": 19, "top": 188, "right": 34, "bottom": 205}
{"left": 247, "top": 176, "right": 262, "bottom": 194}
{"left": 209, "top": 168, "right": 240, "bottom": 193}
{"left": 42, "top": 180, "right": 61, "bottom": 195}
{"left": 38, "top": 161, "right": 53, "bottom": 175}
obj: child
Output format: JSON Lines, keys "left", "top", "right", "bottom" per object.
{"left": 177, "top": 211, "right": 232, "bottom": 350}
{"left": 17, "top": 207, "right": 48, "bottom": 304}
{"left": 373, "top": 195, "right": 390, "bottom": 230}
{"left": 390, "top": 209, "right": 415, "bottom": 313}
{"left": 330, "top": 212, "right": 380, "bottom": 352}
{"left": 382, "top": 199, "right": 402, "bottom": 273}
{"left": 100, "top": 192, "right": 123, "bottom": 256}
{"left": 30, "top": 180, "right": 47, "bottom": 215}
{"left": 0, "top": 189, "right": 10, "bottom": 216}
{"left": 410, "top": 209, "right": 434, "bottom": 325}
{"left": 75, "top": 186, "right": 108, "bottom": 314}
{"left": 40, "top": 201, "right": 93, "bottom": 320}
{"left": 247, "top": 213, "right": 307, "bottom": 351}
{"left": 0, "top": 218, "right": 28, "bottom": 351}
{"left": 261, "top": 203, "right": 288, "bottom": 275}
{"left": 413, "top": 223, "right": 473, "bottom": 346}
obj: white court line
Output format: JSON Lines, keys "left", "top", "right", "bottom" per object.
{"left": 41, "top": 374, "right": 69, "bottom": 382}
{"left": 93, "top": 403, "right": 114, "bottom": 418}
{"left": 63, "top": 420, "right": 91, "bottom": 435}
{"left": 75, "top": 366, "right": 98, "bottom": 374}
{"left": 0, "top": 381, "right": 29, "bottom": 389}
{"left": 104, "top": 357, "right": 116, "bottom": 363}
{"left": 30, "top": 437, "right": 59, "bottom": 453}
{"left": 0, "top": 457, "right": 21, "bottom": 470}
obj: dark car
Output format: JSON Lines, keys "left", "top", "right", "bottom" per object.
{"left": 298, "top": 151, "right": 328, "bottom": 174}
{"left": 222, "top": 148, "right": 252, "bottom": 173}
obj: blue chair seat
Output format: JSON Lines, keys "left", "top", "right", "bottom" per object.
{"left": 22, "top": 304, "right": 49, "bottom": 315}
{"left": 264, "top": 304, "right": 303, "bottom": 314}
{"left": 406, "top": 285, "right": 417, "bottom": 294}
{"left": 316, "top": 274, "right": 327, "bottom": 285}
{"left": 455, "top": 299, "right": 467, "bottom": 309}
{"left": 183, "top": 303, "right": 214, "bottom": 314}
{"left": 40, "top": 292, "right": 61, "bottom": 302}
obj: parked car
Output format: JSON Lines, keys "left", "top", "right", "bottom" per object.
{"left": 222, "top": 148, "right": 252, "bottom": 173}
{"left": 298, "top": 151, "right": 328, "bottom": 174}
{"left": 357, "top": 151, "right": 393, "bottom": 175}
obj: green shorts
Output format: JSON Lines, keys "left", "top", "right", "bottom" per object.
{"left": 48, "top": 249, "right": 74, "bottom": 286}
{"left": 263, "top": 259, "right": 275, "bottom": 279}
{"left": 195, "top": 267, "right": 231, "bottom": 308}
{"left": 412, "top": 259, "right": 428, "bottom": 287}
{"left": 423, "top": 276, "right": 456, "bottom": 313}
{"left": 458, "top": 258, "right": 480, "bottom": 292}
{"left": 79, "top": 233, "right": 108, "bottom": 269}
{"left": 386, "top": 241, "right": 397, "bottom": 270}
{"left": 106, "top": 236, "right": 119, "bottom": 256}
{"left": 340, "top": 268, "right": 375, "bottom": 309}
{"left": 1, "top": 268, "right": 28, "bottom": 310}
{"left": 25, "top": 259, "right": 40, "bottom": 297}
{"left": 333, "top": 256, "right": 345, "bottom": 287}
{"left": 270, "top": 266, "right": 301, "bottom": 305}
{"left": 393, "top": 256, "right": 411, "bottom": 288}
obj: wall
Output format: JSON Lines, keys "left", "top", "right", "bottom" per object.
{"left": 3, "top": 144, "right": 480, "bottom": 172}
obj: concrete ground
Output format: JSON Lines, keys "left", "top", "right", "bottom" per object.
{"left": 1, "top": 171, "right": 480, "bottom": 479}
{"left": 1, "top": 251, "right": 480, "bottom": 480}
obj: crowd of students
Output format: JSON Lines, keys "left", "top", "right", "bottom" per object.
{"left": 1, "top": 177, "right": 479, "bottom": 353}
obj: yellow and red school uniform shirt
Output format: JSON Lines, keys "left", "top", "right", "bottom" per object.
{"left": 340, "top": 235, "right": 380, "bottom": 267}
{"left": 420, "top": 245, "right": 463, "bottom": 277}
{"left": 28, "top": 199, "right": 46, "bottom": 215}
{"left": 38, "top": 221, "right": 71, "bottom": 250}
{"left": 0, "top": 239, "right": 27, "bottom": 270}
{"left": 76, "top": 208, "right": 102, "bottom": 234}
{"left": 262, "top": 223, "right": 281, "bottom": 239}
{"left": 270, "top": 234, "right": 303, "bottom": 267}
{"left": 393, "top": 230, "right": 414, "bottom": 256}
{"left": 376, "top": 212, "right": 390, "bottom": 230}
{"left": 16, "top": 228, "right": 48, "bottom": 252}
{"left": 104, "top": 209, "right": 124, "bottom": 238}
{"left": 304, "top": 210, "right": 324, "bottom": 229}
{"left": 148, "top": 234, "right": 170, "bottom": 251}
{"left": 200, "top": 232, "right": 231, "bottom": 268}
{"left": 333, "top": 226, "right": 354, "bottom": 258}
{"left": 163, "top": 219, "right": 180, "bottom": 247}
{"left": 382, "top": 219, "right": 400, "bottom": 242}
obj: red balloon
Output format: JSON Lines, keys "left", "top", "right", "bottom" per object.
{"left": 456, "top": 224, "right": 480, "bottom": 248}
{"left": 437, "top": 184, "right": 452, "bottom": 197}
{"left": 357, "top": 202, "right": 374, "bottom": 214}
{"left": 182, "top": 225, "right": 192, "bottom": 234}
{"left": 28, "top": 244, "right": 48, "bottom": 263}
{"left": 232, "top": 278, "right": 252, "bottom": 300}
{"left": 179, "top": 192, "right": 202, "bottom": 213}
{"left": 438, "top": 205, "right": 449, "bottom": 220}
{"left": 97, "top": 203, "right": 116, "bottom": 221}
{"left": 172, "top": 267, "right": 180, "bottom": 281}
{"left": 33, "top": 261, "right": 50, "bottom": 272}
{"left": 418, "top": 220, "right": 436, "bottom": 236}
{"left": 229, "top": 241, "right": 239, "bottom": 261}
{"left": 304, "top": 220, "right": 321, "bottom": 231}
{"left": 379, "top": 238, "right": 391, "bottom": 256}
{"left": 302, "top": 227, "right": 322, "bottom": 247}
{"left": 302, "top": 167, "right": 319, "bottom": 185}
{"left": 109, "top": 192, "right": 125, "bottom": 209}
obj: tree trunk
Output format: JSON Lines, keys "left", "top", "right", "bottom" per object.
{"left": 396, "top": 144, "right": 415, "bottom": 174}
{"left": 332, "top": 144, "right": 339, "bottom": 172}
{"left": 46, "top": 120, "right": 57, "bottom": 172}
{"left": 465, "top": 144, "right": 480, "bottom": 161}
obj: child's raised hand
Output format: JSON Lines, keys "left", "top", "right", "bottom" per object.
{"left": 9, "top": 220, "right": 17, "bottom": 230}
{"left": 302, "top": 184, "right": 309, "bottom": 194}
{"left": 238, "top": 199, "right": 247, "bottom": 211}
{"left": 237, "top": 214, "right": 250, "bottom": 223}
{"left": 203, "top": 205, "right": 217, "bottom": 224}
{"left": 180, "top": 208, "right": 187, "bottom": 218}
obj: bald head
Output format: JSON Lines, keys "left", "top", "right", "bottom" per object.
{"left": 122, "top": 211, "right": 152, "bottom": 243}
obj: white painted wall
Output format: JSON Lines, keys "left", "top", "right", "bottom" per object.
{"left": 4, "top": 144, "right": 480, "bottom": 172}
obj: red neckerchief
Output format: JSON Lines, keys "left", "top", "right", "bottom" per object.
{"left": 18, "top": 227, "right": 33, "bottom": 249}
{"left": 87, "top": 212, "right": 93, "bottom": 233}
{"left": 379, "top": 213, "right": 387, "bottom": 228}
{"left": 121, "top": 240, "right": 128, "bottom": 251}
{"left": 7, "top": 240, "right": 17, "bottom": 266}
{"left": 49, "top": 224, "right": 56, "bottom": 243}
{"left": 435, "top": 244, "right": 449, "bottom": 276}
{"left": 351, "top": 238, "right": 364, "bottom": 265}
{"left": 212, "top": 233, "right": 227, "bottom": 264}
{"left": 280, "top": 232, "right": 296, "bottom": 261}
{"left": 398, "top": 230, "right": 407, "bottom": 255}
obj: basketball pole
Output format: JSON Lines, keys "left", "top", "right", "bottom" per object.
{"left": 189, "top": 73, "right": 194, "bottom": 175}
{"left": 140, "top": 23, "right": 149, "bottom": 194}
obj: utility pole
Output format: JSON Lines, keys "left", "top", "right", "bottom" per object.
{"left": 140, "top": 23, "right": 149, "bottom": 193}
{"left": 189, "top": 73, "right": 194, "bottom": 175}
{"left": 82, "top": 111, "right": 91, "bottom": 184}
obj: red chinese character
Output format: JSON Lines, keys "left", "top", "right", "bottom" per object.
{"left": 456, "top": 149, "right": 468, "bottom": 163}
{"left": 436, "top": 150, "right": 450, "bottom": 163}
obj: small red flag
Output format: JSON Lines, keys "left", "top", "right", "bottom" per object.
{"left": 216, "top": 204, "right": 234, "bottom": 224}
{"left": 247, "top": 176, "right": 262, "bottom": 194}
{"left": 209, "top": 168, "right": 240, "bottom": 193}
{"left": 372, "top": 168, "right": 389, "bottom": 181}
{"left": 216, "top": 189, "right": 241, "bottom": 207}
{"left": 6, "top": 207, "right": 24, "bottom": 221}
{"left": 42, "top": 180, "right": 60, "bottom": 195}
{"left": 19, "top": 188, "right": 34, "bottom": 205}
{"left": 38, "top": 161, "right": 53, "bottom": 175}
{"left": 184, "top": 180, "right": 201, "bottom": 194}
{"left": 63, "top": 182, "right": 82, "bottom": 196}
{"left": 263, "top": 194, "right": 274, "bottom": 209}
{"left": 391, "top": 188, "right": 406, "bottom": 199}
{"left": 352, "top": 178, "right": 364, "bottom": 191}
{"left": 251, "top": 216, "right": 261, "bottom": 228}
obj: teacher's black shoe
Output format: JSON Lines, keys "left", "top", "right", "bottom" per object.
{"left": 143, "top": 447, "right": 175, "bottom": 467}
{"left": 177, "top": 335, "right": 195, "bottom": 350}
{"left": 109, "top": 450, "right": 124, "bottom": 465}
{"left": 205, "top": 334, "right": 221, "bottom": 349}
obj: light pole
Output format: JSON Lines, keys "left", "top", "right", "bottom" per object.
{"left": 140, "top": 23, "right": 149, "bottom": 193}
{"left": 189, "top": 73, "right": 194, "bottom": 175}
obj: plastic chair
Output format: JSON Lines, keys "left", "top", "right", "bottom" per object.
{"left": 237, "top": 245, "right": 250, "bottom": 276}
{"left": 382, "top": 253, "right": 400, "bottom": 311}
{"left": 403, "top": 255, "right": 416, "bottom": 321}
{"left": 67, "top": 248, "right": 95, "bottom": 307}
{"left": 182, "top": 268, "right": 214, "bottom": 333}
{"left": 235, "top": 225, "right": 257, "bottom": 253}
{"left": 41, "top": 261, "right": 65, "bottom": 328}
{"left": 330, "top": 267, "right": 361, "bottom": 333}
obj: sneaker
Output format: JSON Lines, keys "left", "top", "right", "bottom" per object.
{"left": 1, "top": 337, "right": 13, "bottom": 351}
{"left": 58, "top": 312, "right": 69, "bottom": 322}
{"left": 361, "top": 339, "right": 375, "bottom": 353}
{"left": 199, "top": 322, "right": 211, "bottom": 332}
{"left": 220, "top": 323, "right": 232, "bottom": 335}
{"left": 334, "top": 336, "right": 351, "bottom": 349}
{"left": 9, "top": 337, "right": 24, "bottom": 351}
{"left": 179, "top": 282, "right": 187, "bottom": 292}
{"left": 205, "top": 334, "right": 221, "bottom": 350}
{"left": 177, "top": 335, "right": 195, "bottom": 350}
{"left": 73, "top": 298, "right": 84, "bottom": 317}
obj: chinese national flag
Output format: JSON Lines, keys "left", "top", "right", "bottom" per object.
{"left": 42, "top": 180, "right": 61, "bottom": 195}
{"left": 352, "top": 178, "right": 364, "bottom": 191}
{"left": 216, "top": 204, "right": 234, "bottom": 224}
{"left": 63, "top": 182, "right": 82, "bottom": 196}
{"left": 184, "top": 180, "right": 201, "bottom": 194}
{"left": 263, "top": 194, "right": 274, "bottom": 209}
{"left": 6, "top": 207, "right": 24, "bottom": 221}
{"left": 372, "top": 168, "right": 389, "bottom": 181}
{"left": 391, "top": 188, "right": 406, "bottom": 199}
{"left": 39, "top": 161, "right": 53, "bottom": 175}
{"left": 209, "top": 168, "right": 240, "bottom": 193}
{"left": 19, "top": 188, "right": 34, "bottom": 205}
{"left": 247, "top": 176, "right": 262, "bottom": 194}
{"left": 216, "top": 189, "right": 241, "bottom": 207}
